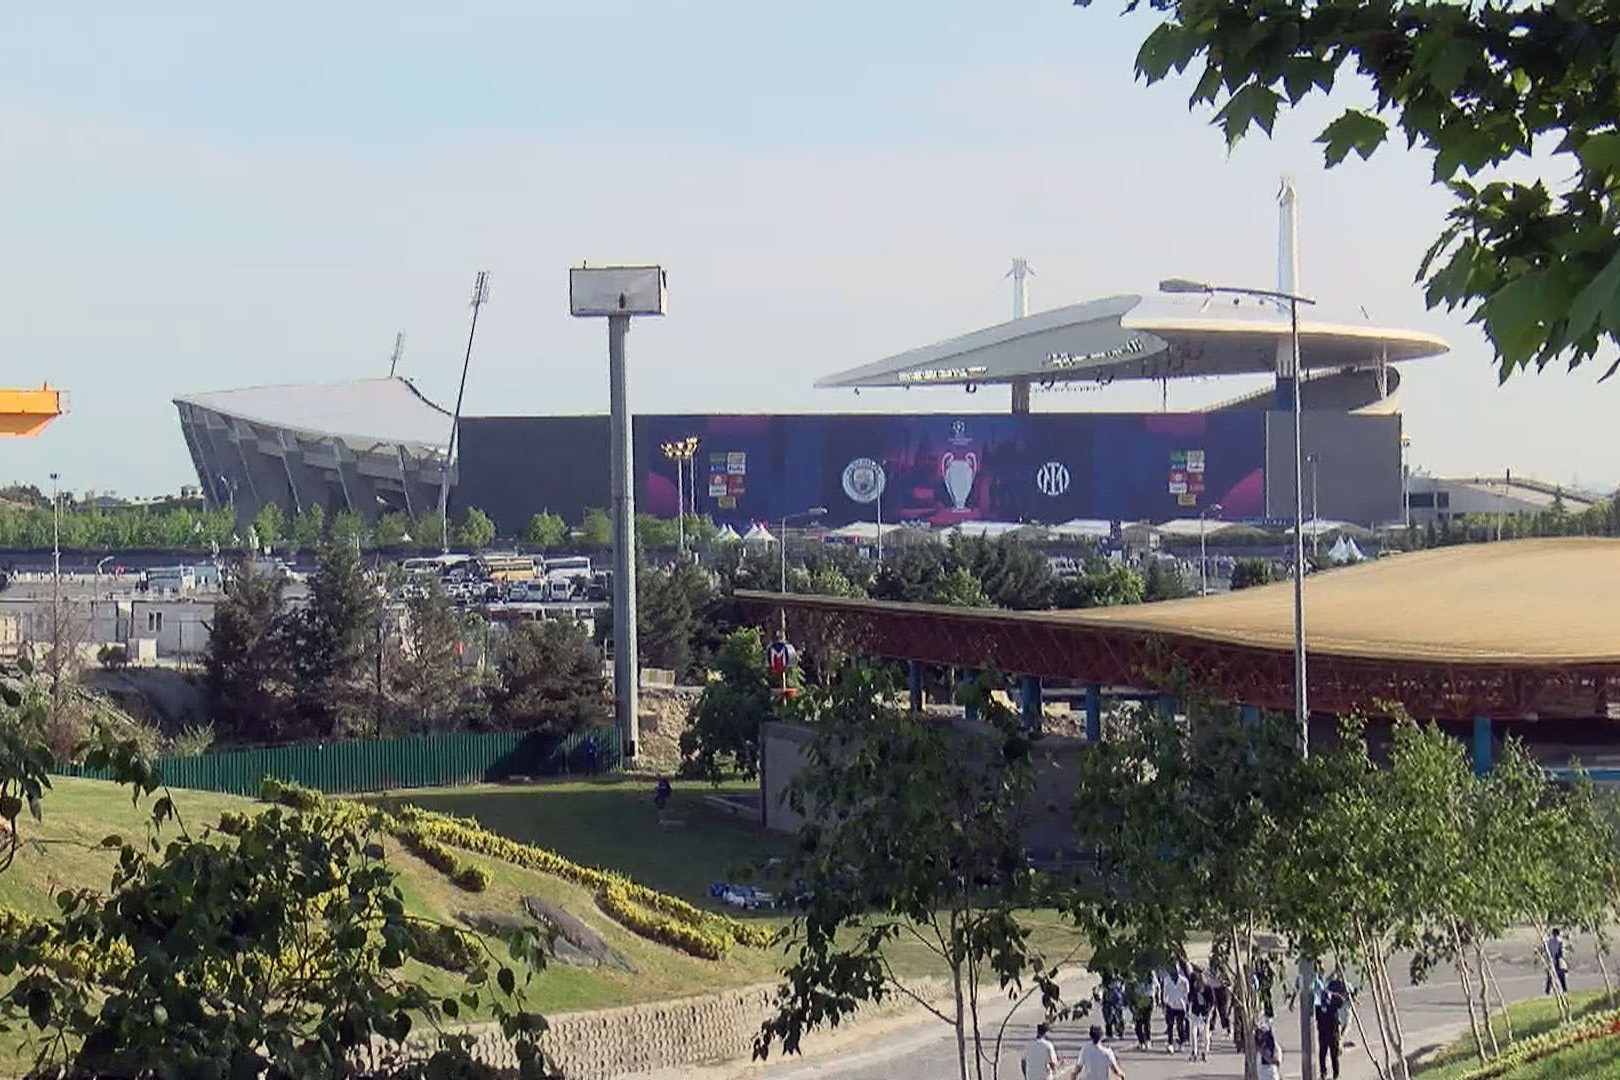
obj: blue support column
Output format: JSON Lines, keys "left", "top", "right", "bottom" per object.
{"left": 1085, "top": 683, "right": 1102, "bottom": 743}
{"left": 1473, "top": 716, "right": 1494, "bottom": 775}
{"left": 1157, "top": 694, "right": 1177, "bottom": 720}
{"left": 908, "top": 661, "right": 923, "bottom": 713}
{"left": 1019, "top": 675, "right": 1043, "bottom": 731}
{"left": 962, "top": 671, "right": 980, "bottom": 722}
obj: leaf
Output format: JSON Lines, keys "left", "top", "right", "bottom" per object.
{"left": 1317, "top": 109, "right": 1389, "bottom": 166}
{"left": 1578, "top": 132, "right": 1620, "bottom": 179}
{"left": 1563, "top": 250, "right": 1620, "bottom": 342}
{"left": 498, "top": 966, "right": 516, "bottom": 995}
{"left": 442, "top": 998, "right": 459, "bottom": 1019}
{"left": 25, "top": 987, "right": 49, "bottom": 1029}
{"left": 1481, "top": 273, "right": 1551, "bottom": 369}
{"left": 100, "top": 834, "right": 123, "bottom": 849}
{"left": 1214, "top": 83, "right": 1281, "bottom": 146}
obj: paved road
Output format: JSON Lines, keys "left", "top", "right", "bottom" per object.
{"left": 705, "top": 934, "right": 1596, "bottom": 1080}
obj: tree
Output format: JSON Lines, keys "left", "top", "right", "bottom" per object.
{"left": 872, "top": 545, "right": 946, "bottom": 604}
{"left": 1229, "top": 557, "right": 1274, "bottom": 591}
{"left": 289, "top": 502, "right": 325, "bottom": 551}
{"left": 951, "top": 536, "right": 1057, "bottom": 610}
{"left": 756, "top": 670, "right": 1067, "bottom": 1080}
{"left": 281, "top": 539, "right": 380, "bottom": 740}
{"left": 1142, "top": 559, "right": 1190, "bottom": 601}
{"left": 580, "top": 508, "right": 612, "bottom": 550}
{"left": 203, "top": 561, "right": 290, "bottom": 744}
{"left": 374, "top": 510, "right": 411, "bottom": 548}
{"left": 490, "top": 620, "right": 610, "bottom": 734}
{"left": 925, "top": 566, "right": 990, "bottom": 608}
{"left": 635, "top": 514, "right": 679, "bottom": 551}
{"left": 250, "top": 502, "right": 284, "bottom": 552}
{"left": 637, "top": 564, "right": 696, "bottom": 677}
{"left": 523, "top": 511, "right": 568, "bottom": 551}
{"left": 0, "top": 746, "right": 556, "bottom": 1077}
{"left": 410, "top": 511, "right": 445, "bottom": 552}
{"left": 455, "top": 507, "right": 496, "bottom": 551}
{"left": 330, "top": 509, "right": 369, "bottom": 552}
{"left": 1084, "top": 0, "right": 1620, "bottom": 381}
{"left": 1055, "top": 562, "right": 1145, "bottom": 607}
{"left": 391, "top": 585, "right": 470, "bottom": 734}
{"left": 680, "top": 628, "right": 776, "bottom": 782}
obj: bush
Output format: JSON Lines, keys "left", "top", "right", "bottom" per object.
{"left": 403, "top": 922, "right": 479, "bottom": 973}
{"left": 216, "top": 811, "right": 249, "bottom": 836}
{"left": 450, "top": 865, "right": 491, "bottom": 893}
{"left": 97, "top": 644, "right": 129, "bottom": 671}
{"left": 259, "top": 776, "right": 322, "bottom": 812}
{"left": 169, "top": 722, "right": 215, "bottom": 758}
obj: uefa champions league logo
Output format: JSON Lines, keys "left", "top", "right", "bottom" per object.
{"left": 1036, "top": 461, "right": 1071, "bottom": 497}
{"left": 842, "top": 458, "right": 885, "bottom": 504}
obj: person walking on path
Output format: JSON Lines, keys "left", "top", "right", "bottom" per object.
{"left": 1187, "top": 965, "right": 1214, "bottom": 1063}
{"left": 1160, "top": 965, "right": 1190, "bottom": 1054}
{"left": 1128, "top": 972, "right": 1156, "bottom": 1051}
{"left": 1313, "top": 973, "right": 1345, "bottom": 1080}
{"left": 1100, "top": 974, "right": 1127, "bottom": 1043}
{"left": 1069, "top": 1025, "right": 1125, "bottom": 1080}
{"left": 1206, "top": 959, "right": 1232, "bottom": 1035}
{"left": 1545, "top": 928, "right": 1570, "bottom": 994}
{"left": 1022, "top": 1022, "right": 1061, "bottom": 1079}
{"left": 1253, "top": 1019, "right": 1284, "bottom": 1080}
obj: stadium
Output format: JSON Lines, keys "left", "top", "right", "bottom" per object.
{"left": 173, "top": 187, "right": 1448, "bottom": 537}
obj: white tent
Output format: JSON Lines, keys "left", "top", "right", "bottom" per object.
{"left": 1156, "top": 518, "right": 1241, "bottom": 539}
{"left": 1049, "top": 519, "right": 1114, "bottom": 540}
{"left": 824, "top": 522, "right": 905, "bottom": 543}
{"left": 713, "top": 524, "right": 742, "bottom": 544}
{"left": 939, "top": 521, "right": 1031, "bottom": 539}
{"left": 1343, "top": 537, "right": 1367, "bottom": 563}
{"left": 741, "top": 523, "right": 777, "bottom": 545}
{"left": 1327, "top": 535, "right": 1370, "bottom": 564}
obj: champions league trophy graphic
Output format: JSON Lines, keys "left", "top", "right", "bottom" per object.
{"left": 939, "top": 450, "right": 979, "bottom": 510}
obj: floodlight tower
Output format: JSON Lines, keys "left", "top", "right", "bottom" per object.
{"left": 439, "top": 274, "right": 490, "bottom": 554}
{"left": 1008, "top": 258, "right": 1035, "bottom": 414}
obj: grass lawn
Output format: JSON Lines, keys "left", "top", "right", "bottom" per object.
{"left": 1413, "top": 990, "right": 1614, "bottom": 1079}
{"left": 372, "top": 776, "right": 1090, "bottom": 985}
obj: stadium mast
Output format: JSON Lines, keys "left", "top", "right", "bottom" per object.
{"left": 1008, "top": 258, "right": 1035, "bottom": 413}
{"left": 438, "top": 272, "right": 490, "bottom": 554}
{"left": 387, "top": 331, "right": 405, "bottom": 378}
{"left": 1275, "top": 176, "right": 1302, "bottom": 409}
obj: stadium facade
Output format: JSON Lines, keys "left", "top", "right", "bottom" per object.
{"left": 172, "top": 185, "right": 1448, "bottom": 537}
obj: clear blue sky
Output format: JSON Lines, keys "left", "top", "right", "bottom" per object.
{"left": 1, "top": 1, "right": 1613, "bottom": 497}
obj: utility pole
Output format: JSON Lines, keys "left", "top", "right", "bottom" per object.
{"left": 49, "top": 472, "right": 61, "bottom": 694}
{"left": 387, "top": 331, "right": 405, "bottom": 378}
{"left": 439, "top": 273, "right": 490, "bottom": 555}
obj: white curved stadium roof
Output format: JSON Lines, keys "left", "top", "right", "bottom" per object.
{"left": 817, "top": 292, "right": 1449, "bottom": 389}
{"left": 175, "top": 377, "right": 451, "bottom": 453}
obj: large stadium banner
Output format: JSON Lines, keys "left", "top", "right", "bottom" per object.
{"left": 634, "top": 412, "right": 1267, "bottom": 528}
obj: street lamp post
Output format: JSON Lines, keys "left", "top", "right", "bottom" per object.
{"left": 1198, "top": 502, "right": 1223, "bottom": 596}
{"left": 1307, "top": 453, "right": 1320, "bottom": 558}
{"left": 778, "top": 507, "right": 827, "bottom": 638}
{"left": 660, "top": 436, "right": 700, "bottom": 560}
{"left": 1163, "top": 275, "right": 1316, "bottom": 1078}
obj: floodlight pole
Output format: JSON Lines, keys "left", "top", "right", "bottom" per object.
{"left": 608, "top": 313, "right": 639, "bottom": 759}
{"left": 440, "top": 271, "right": 489, "bottom": 555}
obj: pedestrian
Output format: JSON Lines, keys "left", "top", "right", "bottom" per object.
{"left": 1206, "top": 959, "right": 1232, "bottom": 1034}
{"left": 1545, "top": 928, "right": 1570, "bottom": 994}
{"left": 1160, "top": 964, "right": 1190, "bottom": 1054}
{"left": 1314, "top": 975, "right": 1344, "bottom": 1080}
{"left": 1070, "top": 1025, "right": 1125, "bottom": 1080}
{"left": 653, "top": 775, "right": 672, "bottom": 812}
{"left": 1254, "top": 1020, "right": 1284, "bottom": 1080}
{"left": 1128, "top": 972, "right": 1156, "bottom": 1051}
{"left": 1100, "top": 974, "right": 1127, "bottom": 1042}
{"left": 1022, "top": 1021, "right": 1061, "bottom": 1079}
{"left": 1187, "top": 965, "right": 1214, "bottom": 1062}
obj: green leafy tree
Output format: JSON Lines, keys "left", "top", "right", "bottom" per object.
{"left": 635, "top": 514, "right": 679, "bottom": 551}
{"left": 391, "top": 585, "right": 470, "bottom": 734}
{"left": 455, "top": 507, "right": 496, "bottom": 551}
{"left": 951, "top": 535, "right": 1056, "bottom": 610}
{"left": 1142, "top": 559, "right": 1190, "bottom": 602}
{"left": 410, "top": 511, "right": 445, "bottom": 552}
{"left": 580, "top": 508, "right": 612, "bottom": 550}
{"left": 1083, "top": 0, "right": 1620, "bottom": 380}
{"left": 330, "top": 509, "right": 370, "bottom": 552}
{"left": 289, "top": 502, "right": 325, "bottom": 551}
{"left": 0, "top": 744, "right": 556, "bottom": 1077}
{"left": 637, "top": 564, "right": 695, "bottom": 676}
{"left": 1055, "top": 562, "right": 1145, "bottom": 607}
{"left": 203, "top": 561, "right": 290, "bottom": 744}
{"left": 374, "top": 510, "right": 411, "bottom": 548}
{"left": 490, "top": 620, "right": 610, "bottom": 734}
{"left": 925, "top": 566, "right": 990, "bottom": 608}
{"left": 281, "top": 539, "right": 380, "bottom": 740}
{"left": 756, "top": 670, "right": 1067, "bottom": 1080}
{"left": 680, "top": 628, "right": 776, "bottom": 782}
{"left": 251, "top": 502, "right": 284, "bottom": 552}
{"left": 1229, "top": 557, "right": 1274, "bottom": 591}
{"left": 871, "top": 545, "right": 946, "bottom": 604}
{"left": 522, "top": 511, "right": 568, "bottom": 551}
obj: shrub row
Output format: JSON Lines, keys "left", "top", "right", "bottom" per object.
{"left": 391, "top": 823, "right": 489, "bottom": 893}
{"left": 0, "top": 906, "right": 134, "bottom": 982}
{"left": 1459, "top": 1008, "right": 1620, "bottom": 1080}
{"left": 597, "top": 879, "right": 729, "bottom": 959}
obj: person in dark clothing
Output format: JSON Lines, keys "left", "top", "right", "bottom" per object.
{"left": 1187, "top": 965, "right": 1215, "bottom": 1062}
{"left": 1128, "top": 972, "right": 1156, "bottom": 1051}
{"left": 1100, "top": 974, "right": 1127, "bottom": 1042}
{"left": 1207, "top": 960, "right": 1232, "bottom": 1033}
{"left": 653, "top": 776, "right": 672, "bottom": 812}
{"left": 1314, "top": 980, "right": 1345, "bottom": 1080}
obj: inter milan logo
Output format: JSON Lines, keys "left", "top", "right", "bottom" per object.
{"left": 1036, "top": 461, "right": 1071, "bottom": 497}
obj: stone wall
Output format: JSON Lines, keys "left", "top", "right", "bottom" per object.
{"left": 540, "top": 985, "right": 778, "bottom": 1078}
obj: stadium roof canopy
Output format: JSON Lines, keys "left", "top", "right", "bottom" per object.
{"left": 817, "top": 292, "right": 1450, "bottom": 390}
{"left": 738, "top": 539, "right": 1620, "bottom": 719}
{"left": 174, "top": 377, "right": 450, "bottom": 454}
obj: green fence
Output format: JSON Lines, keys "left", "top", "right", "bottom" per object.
{"left": 56, "top": 727, "right": 622, "bottom": 797}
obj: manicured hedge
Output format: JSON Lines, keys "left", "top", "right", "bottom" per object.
{"left": 1458, "top": 1008, "right": 1620, "bottom": 1080}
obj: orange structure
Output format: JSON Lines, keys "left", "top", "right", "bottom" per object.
{"left": 0, "top": 385, "right": 64, "bottom": 437}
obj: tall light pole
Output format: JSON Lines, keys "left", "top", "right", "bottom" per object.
{"left": 49, "top": 472, "right": 61, "bottom": 692}
{"left": 440, "top": 271, "right": 491, "bottom": 555}
{"left": 778, "top": 507, "right": 827, "bottom": 638}
{"left": 571, "top": 265, "right": 667, "bottom": 764}
{"left": 1198, "top": 502, "right": 1223, "bottom": 596}
{"left": 1162, "top": 274, "right": 1316, "bottom": 1078}
{"left": 660, "top": 435, "right": 700, "bottom": 559}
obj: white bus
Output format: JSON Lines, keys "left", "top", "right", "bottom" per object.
{"left": 400, "top": 554, "right": 471, "bottom": 579}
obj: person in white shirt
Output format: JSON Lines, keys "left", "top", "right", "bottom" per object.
{"left": 1160, "top": 966, "right": 1190, "bottom": 1053}
{"left": 1071, "top": 1025, "right": 1125, "bottom": 1080}
{"left": 1022, "top": 1022, "right": 1061, "bottom": 1079}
